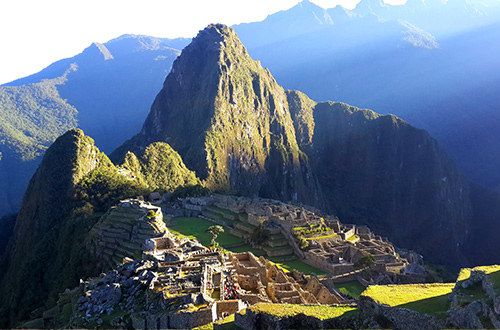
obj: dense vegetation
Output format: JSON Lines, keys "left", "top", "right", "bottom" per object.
{"left": 0, "top": 35, "right": 189, "bottom": 218}
{"left": 0, "top": 77, "right": 78, "bottom": 217}
{"left": 0, "top": 129, "right": 147, "bottom": 327}
{"left": 121, "top": 142, "right": 200, "bottom": 193}
{"left": 0, "top": 77, "right": 77, "bottom": 160}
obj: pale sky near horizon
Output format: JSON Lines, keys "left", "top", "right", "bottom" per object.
{"left": 0, "top": 0, "right": 405, "bottom": 85}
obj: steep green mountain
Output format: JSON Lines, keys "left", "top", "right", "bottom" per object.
{"left": 0, "top": 129, "right": 134, "bottom": 326}
{"left": 114, "top": 24, "right": 322, "bottom": 207}
{"left": 0, "top": 35, "right": 188, "bottom": 217}
{"left": 112, "top": 24, "right": 497, "bottom": 269}
{"left": 308, "top": 101, "right": 471, "bottom": 266}
{"left": 0, "top": 127, "right": 203, "bottom": 327}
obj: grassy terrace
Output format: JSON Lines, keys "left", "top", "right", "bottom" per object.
{"left": 195, "top": 313, "right": 242, "bottom": 330}
{"left": 168, "top": 217, "right": 325, "bottom": 275}
{"left": 264, "top": 244, "right": 292, "bottom": 251}
{"left": 347, "top": 235, "right": 358, "bottom": 241}
{"left": 248, "top": 303, "right": 356, "bottom": 319}
{"left": 168, "top": 217, "right": 245, "bottom": 247}
{"left": 194, "top": 303, "right": 355, "bottom": 329}
{"left": 361, "top": 283, "right": 455, "bottom": 318}
{"left": 234, "top": 221, "right": 256, "bottom": 229}
{"left": 208, "top": 205, "right": 241, "bottom": 217}
{"left": 457, "top": 265, "right": 500, "bottom": 292}
{"left": 269, "top": 259, "right": 326, "bottom": 275}
{"left": 335, "top": 281, "right": 366, "bottom": 299}
{"left": 293, "top": 224, "right": 319, "bottom": 231}
{"left": 306, "top": 233, "right": 338, "bottom": 240}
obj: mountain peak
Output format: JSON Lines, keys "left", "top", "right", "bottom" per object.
{"left": 115, "top": 24, "right": 320, "bottom": 204}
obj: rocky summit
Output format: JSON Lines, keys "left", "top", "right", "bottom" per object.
{"left": 114, "top": 24, "right": 487, "bottom": 270}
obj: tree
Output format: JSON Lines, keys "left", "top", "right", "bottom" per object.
{"left": 207, "top": 225, "right": 224, "bottom": 247}
{"left": 354, "top": 254, "right": 376, "bottom": 269}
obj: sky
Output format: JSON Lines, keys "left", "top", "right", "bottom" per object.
{"left": 0, "top": 0, "right": 404, "bottom": 85}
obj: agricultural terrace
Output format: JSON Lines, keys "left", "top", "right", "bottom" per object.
{"left": 334, "top": 281, "right": 366, "bottom": 299}
{"left": 248, "top": 303, "right": 357, "bottom": 320}
{"left": 361, "top": 283, "right": 455, "bottom": 318}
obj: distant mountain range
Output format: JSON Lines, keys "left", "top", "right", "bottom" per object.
{"left": 0, "top": 35, "right": 189, "bottom": 216}
{"left": 233, "top": 0, "right": 500, "bottom": 191}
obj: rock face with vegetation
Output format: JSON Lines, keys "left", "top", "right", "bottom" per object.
{"left": 0, "top": 128, "right": 200, "bottom": 327}
{"left": 308, "top": 101, "right": 471, "bottom": 267}
{"left": 114, "top": 24, "right": 322, "bottom": 206}
{"left": 0, "top": 129, "right": 136, "bottom": 326}
{"left": 121, "top": 142, "right": 200, "bottom": 192}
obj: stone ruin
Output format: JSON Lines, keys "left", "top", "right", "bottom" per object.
{"left": 181, "top": 194, "right": 421, "bottom": 285}
{"left": 87, "top": 198, "right": 168, "bottom": 271}
{"left": 34, "top": 195, "right": 433, "bottom": 329}
{"left": 227, "top": 252, "right": 349, "bottom": 306}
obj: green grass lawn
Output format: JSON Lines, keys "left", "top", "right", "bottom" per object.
{"left": 168, "top": 217, "right": 326, "bottom": 276}
{"left": 335, "top": 281, "right": 366, "bottom": 299}
{"left": 306, "top": 233, "right": 338, "bottom": 240}
{"left": 268, "top": 258, "right": 326, "bottom": 276}
{"left": 168, "top": 217, "right": 245, "bottom": 247}
{"left": 362, "top": 283, "right": 454, "bottom": 318}
{"left": 249, "top": 303, "right": 356, "bottom": 320}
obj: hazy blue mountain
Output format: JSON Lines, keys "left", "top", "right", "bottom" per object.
{"left": 0, "top": 35, "right": 189, "bottom": 216}
{"left": 233, "top": 0, "right": 500, "bottom": 190}
{"left": 4, "top": 34, "right": 190, "bottom": 153}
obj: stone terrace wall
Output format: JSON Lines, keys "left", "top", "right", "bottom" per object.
{"left": 234, "top": 307, "right": 356, "bottom": 330}
{"left": 358, "top": 295, "right": 444, "bottom": 330}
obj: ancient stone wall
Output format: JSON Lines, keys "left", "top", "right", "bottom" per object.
{"left": 358, "top": 295, "right": 444, "bottom": 330}
{"left": 215, "top": 300, "right": 245, "bottom": 319}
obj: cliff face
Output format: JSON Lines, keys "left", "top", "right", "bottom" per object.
{"left": 115, "top": 24, "right": 321, "bottom": 206}
{"left": 308, "top": 102, "right": 471, "bottom": 267}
